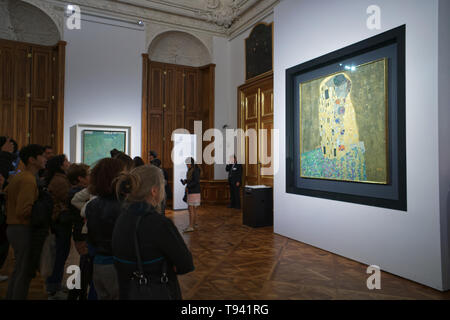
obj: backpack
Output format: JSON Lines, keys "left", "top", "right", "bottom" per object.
{"left": 31, "top": 186, "right": 54, "bottom": 228}
{"left": 29, "top": 186, "right": 54, "bottom": 278}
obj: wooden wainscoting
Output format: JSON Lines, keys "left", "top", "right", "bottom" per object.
{"left": 167, "top": 180, "right": 231, "bottom": 207}
{"left": 201, "top": 180, "right": 230, "bottom": 205}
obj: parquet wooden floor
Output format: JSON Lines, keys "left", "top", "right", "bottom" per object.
{"left": 1, "top": 205, "right": 449, "bottom": 300}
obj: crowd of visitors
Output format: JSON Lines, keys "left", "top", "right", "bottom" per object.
{"left": 0, "top": 138, "right": 195, "bottom": 300}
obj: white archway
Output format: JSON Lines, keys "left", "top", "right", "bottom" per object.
{"left": 148, "top": 30, "right": 211, "bottom": 67}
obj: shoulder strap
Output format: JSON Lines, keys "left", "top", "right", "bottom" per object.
{"left": 134, "top": 215, "right": 144, "bottom": 274}
{"left": 134, "top": 214, "right": 168, "bottom": 282}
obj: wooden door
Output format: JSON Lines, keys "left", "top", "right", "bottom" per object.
{"left": 148, "top": 62, "right": 165, "bottom": 163}
{"left": 30, "top": 47, "right": 53, "bottom": 146}
{"left": 0, "top": 43, "right": 15, "bottom": 138}
{"left": 13, "top": 44, "right": 31, "bottom": 148}
{"left": 0, "top": 39, "right": 64, "bottom": 152}
{"left": 240, "top": 85, "right": 259, "bottom": 185}
{"left": 163, "top": 65, "right": 179, "bottom": 175}
{"left": 259, "top": 78, "right": 274, "bottom": 187}
{"left": 1, "top": 41, "right": 31, "bottom": 148}
{"left": 143, "top": 59, "right": 215, "bottom": 193}
{"left": 184, "top": 67, "right": 199, "bottom": 134}
{"left": 238, "top": 73, "right": 273, "bottom": 186}
{"left": 175, "top": 67, "right": 185, "bottom": 130}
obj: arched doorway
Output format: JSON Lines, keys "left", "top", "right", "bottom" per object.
{"left": 142, "top": 31, "right": 223, "bottom": 205}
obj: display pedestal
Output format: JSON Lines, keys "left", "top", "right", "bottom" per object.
{"left": 243, "top": 186, "right": 273, "bottom": 227}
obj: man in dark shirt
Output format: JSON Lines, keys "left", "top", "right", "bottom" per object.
{"left": 225, "top": 155, "right": 242, "bottom": 209}
{"left": 148, "top": 150, "right": 157, "bottom": 164}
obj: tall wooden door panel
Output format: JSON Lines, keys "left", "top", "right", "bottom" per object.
{"left": 184, "top": 69, "right": 198, "bottom": 113}
{"left": 245, "top": 122, "right": 259, "bottom": 185}
{"left": 175, "top": 68, "right": 185, "bottom": 129}
{"left": 242, "top": 85, "right": 259, "bottom": 186}
{"left": 149, "top": 64, "right": 164, "bottom": 112}
{"left": 148, "top": 62, "right": 165, "bottom": 165}
{"left": 30, "top": 48, "right": 52, "bottom": 146}
{"left": 148, "top": 113, "right": 163, "bottom": 161}
{"left": 13, "top": 45, "right": 31, "bottom": 148}
{"left": 163, "top": 113, "right": 175, "bottom": 169}
{"left": 259, "top": 81, "right": 274, "bottom": 187}
{"left": 163, "top": 66, "right": 177, "bottom": 171}
{"left": 184, "top": 68, "right": 199, "bottom": 133}
{"left": 30, "top": 107, "right": 51, "bottom": 146}
{"left": 0, "top": 45, "right": 14, "bottom": 137}
{"left": 260, "top": 119, "right": 273, "bottom": 186}
{"left": 165, "top": 66, "right": 177, "bottom": 113}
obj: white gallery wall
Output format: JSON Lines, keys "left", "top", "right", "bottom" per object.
{"left": 438, "top": 0, "right": 450, "bottom": 288}
{"left": 63, "top": 14, "right": 146, "bottom": 160}
{"left": 274, "top": 0, "right": 450, "bottom": 290}
{"left": 212, "top": 35, "right": 231, "bottom": 180}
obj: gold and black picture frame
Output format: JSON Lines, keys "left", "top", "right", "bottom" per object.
{"left": 285, "top": 25, "right": 406, "bottom": 211}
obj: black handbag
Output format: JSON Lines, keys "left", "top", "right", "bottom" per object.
{"left": 127, "top": 215, "right": 172, "bottom": 300}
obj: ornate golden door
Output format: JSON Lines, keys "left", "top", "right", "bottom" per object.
{"left": 238, "top": 72, "right": 273, "bottom": 186}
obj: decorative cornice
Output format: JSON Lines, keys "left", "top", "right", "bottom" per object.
{"left": 227, "top": 0, "right": 278, "bottom": 39}
{"left": 39, "top": 0, "right": 278, "bottom": 38}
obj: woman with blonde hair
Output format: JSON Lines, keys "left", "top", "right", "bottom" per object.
{"left": 112, "top": 164, "right": 194, "bottom": 300}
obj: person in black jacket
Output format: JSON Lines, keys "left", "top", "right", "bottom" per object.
{"left": 65, "top": 163, "right": 90, "bottom": 300}
{"left": 85, "top": 158, "right": 127, "bottom": 300}
{"left": 225, "top": 155, "right": 243, "bottom": 209}
{"left": 0, "top": 137, "right": 19, "bottom": 185}
{"left": 112, "top": 164, "right": 194, "bottom": 300}
{"left": 181, "top": 157, "right": 201, "bottom": 233}
{"left": 0, "top": 136, "right": 18, "bottom": 283}
{"left": 151, "top": 158, "right": 171, "bottom": 216}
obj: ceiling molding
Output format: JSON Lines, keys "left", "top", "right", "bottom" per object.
{"left": 41, "top": 0, "right": 277, "bottom": 38}
{"left": 227, "top": 0, "right": 278, "bottom": 39}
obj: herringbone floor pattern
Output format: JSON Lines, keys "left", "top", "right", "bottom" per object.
{"left": 1, "top": 205, "right": 449, "bottom": 300}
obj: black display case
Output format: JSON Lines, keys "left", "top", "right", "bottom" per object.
{"left": 243, "top": 186, "right": 273, "bottom": 227}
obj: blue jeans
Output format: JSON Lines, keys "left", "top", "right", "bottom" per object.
{"left": 46, "top": 226, "right": 71, "bottom": 293}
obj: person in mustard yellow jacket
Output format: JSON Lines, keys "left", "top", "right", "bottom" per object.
{"left": 5, "top": 144, "right": 47, "bottom": 300}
